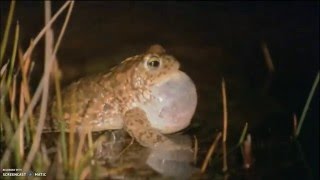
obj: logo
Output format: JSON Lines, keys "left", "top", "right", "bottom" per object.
{"left": 27, "top": 171, "right": 34, "bottom": 176}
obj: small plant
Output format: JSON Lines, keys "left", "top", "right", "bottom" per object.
{"left": 0, "top": 1, "right": 101, "bottom": 179}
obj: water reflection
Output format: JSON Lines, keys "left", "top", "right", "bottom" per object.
{"left": 147, "top": 134, "right": 199, "bottom": 179}
{"left": 93, "top": 131, "right": 198, "bottom": 179}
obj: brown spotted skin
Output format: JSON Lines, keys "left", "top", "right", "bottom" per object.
{"left": 46, "top": 44, "right": 197, "bottom": 148}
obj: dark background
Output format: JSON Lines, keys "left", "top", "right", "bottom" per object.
{"left": 1, "top": 1, "right": 318, "bottom": 179}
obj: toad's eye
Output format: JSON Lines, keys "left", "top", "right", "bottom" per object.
{"left": 146, "top": 56, "right": 161, "bottom": 69}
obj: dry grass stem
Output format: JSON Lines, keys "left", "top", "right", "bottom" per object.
{"left": 293, "top": 113, "right": 297, "bottom": 137}
{"left": 222, "top": 142, "right": 228, "bottom": 172}
{"left": 19, "top": 48, "right": 34, "bottom": 131}
{"left": 75, "top": 130, "right": 88, "bottom": 170}
{"left": 6, "top": 22, "right": 19, "bottom": 89}
{"left": 1, "top": 1, "right": 74, "bottom": 166}
{"left": 23, "top": 1, "right": 75, "bottom": 172}
{"left": 0, "top": 0, "right": 15, "bottom": 62}
{"left": 23, "top": 1, "right": 72, "bottom": 60}
{"left": 193, "top": 135, "right": 198, "bottom": 164}
{"left": 221, "top": 78, "right": 228, "bottom": 142}
{"left": 9, "top": 75, "right": 17, "bottom": 121}
{"left": 18, "top": 48, "right": 34, "bottom": 144}
{"left": 201, "top": 132, "right": 222, "bottom": 173}
{"left": 261, "top": 41, "right": 275, "bottom": 93}
{"left": 45, "top": 0, "right": 54, "bottom": 63}
{"left": 40, "top": 144, "right": 51, "bottom": 167}
{"left": 261, "top": 41, "right": 275, "bottom": 73}
{"left": 295, "top": 72, "right": 319, "bottom": 137}
{"left": 221, "top": 78, "right": 228, "bottom": 172}
{"left": 237, "top": 122, "right": 248, "bottom": 146}
{"left": 242, "top": 134, "right": 253, "bottom": 169}
{"left": 68, "top": 93, "right": 77, "bottom": 167}
{"left": 79, "top": 166, "right": 91, "bottom": 180}
{"left": 18, "top": 48, "right": 32, "bottom": 106}
{"left": 0, "top": 62, "right": 8, "bottom": 75}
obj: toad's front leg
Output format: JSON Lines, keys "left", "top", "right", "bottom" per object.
{"left": 123, "top": 107, "right": 172, "bottom": 148}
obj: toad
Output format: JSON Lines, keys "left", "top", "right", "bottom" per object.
{"left": 46, "top": 44, "right": 197, "bottom": 148}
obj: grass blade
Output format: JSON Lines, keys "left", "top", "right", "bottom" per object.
{"left": 295, "top": 72, "right": 320, "bottom": 137}
{"left": 0, "top": 0, "right": 15, "bottom": 63}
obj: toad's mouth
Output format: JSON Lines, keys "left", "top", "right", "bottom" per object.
{"left": 142, "top": 71, "right": 198, "bottom": 134}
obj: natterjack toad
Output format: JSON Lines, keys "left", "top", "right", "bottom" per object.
{"left": 46, "top": 44, "right": 197, "bottom": 148}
